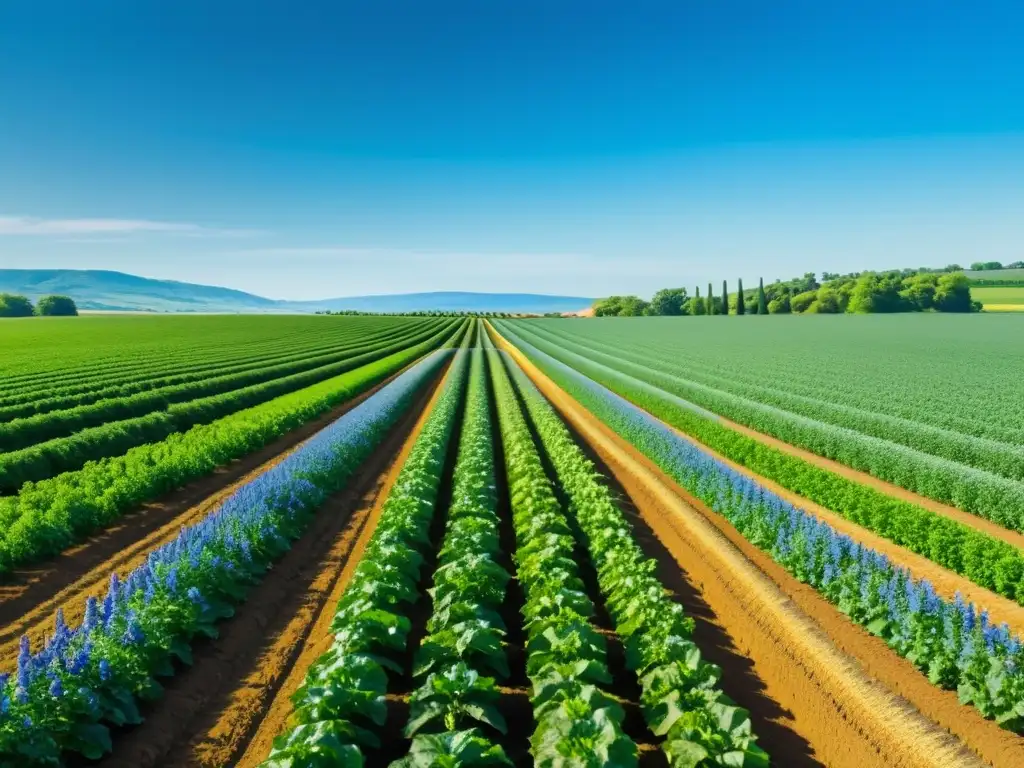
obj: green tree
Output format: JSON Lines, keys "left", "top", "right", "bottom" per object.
{"left": 933, "top": 272, "right": 974, "bottom": 312}
{"left": 36, "top": 295, "right": 78, "bottom": 316}
{"left": 736, "top": 279, "right": 745, "bottom": 315}
{"left": 617, "top": 295, "right": 650, "bottom": 316}
{"left": 649, "top": 287, "right": 688, "bottom": 316}
{"left": 768, "top": 294, "right": 791, "bottom": 314}
{"left": 757, "top": 278, "right": 767, "bottom": 314}
{"left": 691, "top": 286, "right": 703, "bottom": 316}
{"left": 0, "top": 293, "right": 34, "bottom": 318}
{"left": 707, "top": 283, "right": 714, "bottom": 315}
{"left": 722, "top": 280, "right": 728, "bottom": 315}
{"left": 790, "top": 290, "right": 818, "bottom": 313}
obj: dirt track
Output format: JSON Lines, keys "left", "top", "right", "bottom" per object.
{"left": 0, "top": 362, "right": 423, "bottom": 670}
{"left": 491, "top": 323, "right": 1013, "bottom": 768}
{"left": 90, "top": 359, "right": 452, "bottom": 768}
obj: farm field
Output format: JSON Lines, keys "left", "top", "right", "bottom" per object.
{"left": 971, "top": 286, "right": 1024, "bottom": 311}
{"left": 2, "top": 316, "right": 1024, "bottom": 767}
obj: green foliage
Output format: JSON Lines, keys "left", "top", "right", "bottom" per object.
{"left": 0, "top": 293, "right": 34, "bottom": 317}
{"left": 648, "top": 288, "right": 688, "bottom": 316}
{"left": 35, "top": 295, "right": 78, "bottom": 316}
{"left": 735, "top": 279, "right": 745, "bottom": 315}
{"left": 706, "top": 284, "right": 714, "bottom": 315}
{"left": 691, "top": 287, "right": 703, "bottom": 316}
{"left": 592, "top": 296, "right": 649, "bottom": 317}
{"left": 756, "top": 279, "right": 767, "bottom": 314}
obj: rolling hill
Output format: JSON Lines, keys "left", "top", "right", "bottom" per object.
{"left": 0, "top": 269, "right": 592, "bottom": 314}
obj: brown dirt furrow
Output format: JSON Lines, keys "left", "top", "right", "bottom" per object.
{"left": 0, "top": 361, "right": 419, "bottom": 662}
{"left": 491, "top": 324, "right": 1010, "bottom": 768}
{"left": 92, "top": 358, "right": 453, "bottom": 768}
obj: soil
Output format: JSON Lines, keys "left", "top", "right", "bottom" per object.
{"left": 89, "top": 358, "right": 453, "bottom": 768}
{"left": 0, "top": 362, "right": 418, "bottom": 667}
{"left": 491, "top": 324, "right": 1011, "bottom": 768}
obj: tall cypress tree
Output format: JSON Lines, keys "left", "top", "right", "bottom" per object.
{"left": 736, "top": 279, "right": 746, "bottom": 315}
{"left": 692, "top": 286, "right": 702, "bottom": 315}
{"left": 757, "top": 278, "right": 768, "bottom": 315}
{"left": 707, "top": 283, "right": 714, "bottom": 315}
{"left": 722, "top": 280, "right": 728, "bottom": 315}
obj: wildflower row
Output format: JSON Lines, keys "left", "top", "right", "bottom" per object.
{"left": 500, "top": 328, "right": 1024, "bottom": 734}
{"left": 499, "top": 321, "right": 1024, "bottom": 607}
{"left": 499, "top": 349, "right": 768, "bottom": 766}
{"left": 261, "top": 349, "right": 469, "bottom": 766}
{"left": 0, "top": 320, "right": 463, "bottom": 576}
{"left": 393, "top": 349, "right": 514, "bottom": 766}
{"left": 0, "top": 348, "right": 453, "bottom": 767}
{"left": 487, "top": 343, "right": 638, "bottom": 767}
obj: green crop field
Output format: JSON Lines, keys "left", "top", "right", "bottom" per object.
{"left": 5, "top": 315, "right": 1024, "bottom": 768}
{"left": 972, "top": 285, "right": 1024, "bottom": 309}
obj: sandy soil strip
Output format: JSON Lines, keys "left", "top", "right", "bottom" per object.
{"left": 0, "top": 362, "right": 424, "bottom": 668}
{"left": 492, "top": 324, "right": 1014, "bottom": 768}
{"left": 92, "top": 359, "right": 453, "bottom": 768}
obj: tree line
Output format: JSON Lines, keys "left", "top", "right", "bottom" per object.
{"left": 0, "top": 294, "right": 78, "bottom": 318}
{"left": 593, "top": 269, "right": 980, "bottom": 317}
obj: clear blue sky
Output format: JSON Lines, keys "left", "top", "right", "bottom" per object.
{"left": 2, "top": 0, "right": 1023, "bottom": 299}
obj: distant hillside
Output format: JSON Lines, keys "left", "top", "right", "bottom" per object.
{"left": 0, "top": 269, "right": 591, "bottom": 314}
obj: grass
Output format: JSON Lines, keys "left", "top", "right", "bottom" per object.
{"left": 973, "top": 285, "right": 1024, "bottom": 310}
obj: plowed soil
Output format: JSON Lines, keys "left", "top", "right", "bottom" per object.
{"left": 90, "top": 358, "right": 453, "bottom": 768}
{"left": 0, "top": 361, "right": 421, "bottom": 665}
{"left": 491, "top": 324, "right": 1019, "bottom": 768}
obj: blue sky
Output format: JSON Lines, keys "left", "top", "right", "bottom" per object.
{"left": 2, "top": 0, "right": 1023, "bottom": 299}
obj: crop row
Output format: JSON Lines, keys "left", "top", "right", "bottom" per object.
{"left": 503, "top": 328, "right": 1024, "bottom": 733}
{"left": 0, "top": 320, "right": 435, "bottom": 422}
{"left": 0, "top": 321, "right": 461, "bottom": 493}
{"left": 510, "top": 321, "right": 1024, "bottom": 531}
{"left": 497, "top": 321, "right": 1024, "bottom": 604}
{"left": 500, "top": 349, "right": 768, "bottom": 766}
{"left": 486, "top": 342, "right": 639, "bottom": 765}
{"left": 0, "top": 326, "right": 461, "bottom": 575}
{"left": 262, "top": 349, "right": 470, "bottom": 766}
{"left": 0, "top": 317, "right": 406, "bottom": 399}
{"left": 0, "top": 348, "right": 454, "bottom": 766}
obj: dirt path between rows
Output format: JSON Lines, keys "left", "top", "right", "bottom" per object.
{"left": 491, "top": 325, "right": 1014, "bottom": 768}
{"left": 90, "top": 359, "right": 453, "bottom": 768}
{"left": 0, "top": 362, "right": 419, "bottom": 666}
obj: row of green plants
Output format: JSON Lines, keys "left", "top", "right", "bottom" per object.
{"left": 261, "top": 350, "right": 470, "bottom": 766}
{"left": 523, "top": 320, "right": 1024, "bottom": 486}
{"left": 0, "top": 315, "right": 418, "bottom": 401}
{"left": 0, "top": 320, "right": 438, "bottom": 420}
{"left": 486, "top": 342, "right": 639, "bottom": 766}
{"left": 500, "top": 330, "right": 1024, "bottom": 732}
{"left": 391, "top": 349, "right": 515, "bottom": 766}
{"left": 498, "top": 322, "right": 1024, "bottom": 603}
{"left": 499, "top": 349, "right": 768, "bottom": 766}
{"left": 0, "top": 348, "right": 455, "bottom": 766}
{"left": 0, "top": 321, "right": 443, "bottom": 450}
{"left": 0, "top": 324, "right": 464, "bottom": 575}
{"left": 0, "top": 322, "right": 461, "bottom": 492}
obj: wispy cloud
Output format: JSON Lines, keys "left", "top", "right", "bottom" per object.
{"left": 0, "top": 215, "right": 259, "bottom": 237}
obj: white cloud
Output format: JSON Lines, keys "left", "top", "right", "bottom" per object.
{"left": 0, "top": 215, "right": 258, "bottom": 237}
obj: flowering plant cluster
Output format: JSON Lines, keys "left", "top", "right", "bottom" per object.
{"left": 505, "top": 330, "right": 1024, "bottom": 733}
{"left": 0, "top": 348, "right": 452, "bottom": 767}
{"left": 502, "top": 352, "right": 768, "bottom": 767}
